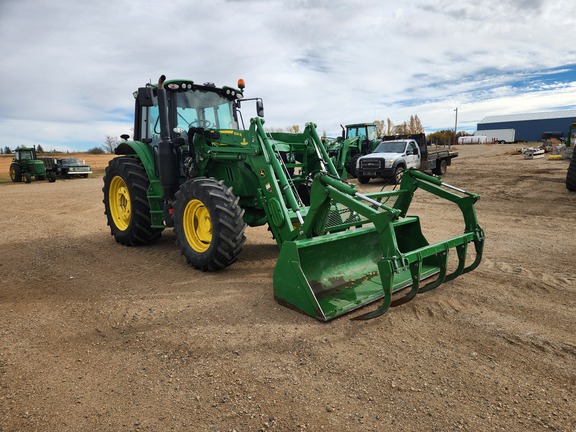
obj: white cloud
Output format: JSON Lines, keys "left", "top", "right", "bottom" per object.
{"left": 1, "top": 0, "right": 576, "bottom": 150}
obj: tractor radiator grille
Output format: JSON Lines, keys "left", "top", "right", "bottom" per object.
{"left": 323, "top": 194, "right": 401, "bottom": 232}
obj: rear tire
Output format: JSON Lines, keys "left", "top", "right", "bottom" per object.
{"left": 432, "top": 159, "right": 448, "bottom": 175}
{"left": 173, "top": 177, "right": 246, "bottom": 271}
{"left": 102, "top": 157, "right": 163, "bottom": 245}
{"left": 567, "top": 154, "right": 576, "bottom": 191}
{"left": 10, "top": 163, "right": 22, "bottom": 182}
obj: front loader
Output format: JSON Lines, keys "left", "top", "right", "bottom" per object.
{"left": 103, "top": 75, "right": 484, "bottom": 320}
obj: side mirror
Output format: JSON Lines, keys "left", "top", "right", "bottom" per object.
{"left": 256, "top": 99, "right": 264, "bottom": 117}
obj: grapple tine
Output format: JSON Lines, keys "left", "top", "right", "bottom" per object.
{"left": 350, "top": 289, "right": 392, "bottom": 321}
{"left": 351, "top": 261, "right": 394, "bottom": 321}
{"left": 418, "top": 248, "right": 449, "bottom": 293}
{"left": 462, "top": 234, "right": 485, "bottom": 274}
{"left": 445, "top": 243, "right": 467, "bottom": 282}
{"left": 390, "top": 260, "right": 421, "bottom": 307}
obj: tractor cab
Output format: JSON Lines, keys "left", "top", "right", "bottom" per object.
{"left": 15, "top": 147, "right": 38, "bottom": 161}
{"left": 131, "top": 79, "right": 263, "bottom": 146}
{"left": 345, "top": 123, "right": 379, "bottom": 154}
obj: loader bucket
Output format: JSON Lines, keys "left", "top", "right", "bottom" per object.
{"left": 274, "top": 219, "right": 454, "bottom": 321}
{"left": 273, "top": 169, "right": 484, "bottom": 321}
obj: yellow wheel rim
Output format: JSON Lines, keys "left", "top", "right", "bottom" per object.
{"left": 109, "top": 176, "right": 131, "bottom": 231}
{"left": 183, "top": 199, "right": 212, "bottom": 252}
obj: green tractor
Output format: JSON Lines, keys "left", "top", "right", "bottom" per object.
{"left": 326, "top": 122, "right": 380, "bottom": 178}
{"left": 103, "top": 75, "right": 484, "bottom": 321}
{"left": 10, "top": 146, "right": 57, "bottom": 183}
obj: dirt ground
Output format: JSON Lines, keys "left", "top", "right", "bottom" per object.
{"left": 1, "top": 145, "right": 575, "bottom": 431}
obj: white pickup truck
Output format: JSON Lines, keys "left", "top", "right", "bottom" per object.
{"left": 355, "top": 134, "right": 458, "bottom": 184}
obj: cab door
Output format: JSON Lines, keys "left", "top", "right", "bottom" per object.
{"left": 405, "top": 141, "right": 420, "bottom": 169}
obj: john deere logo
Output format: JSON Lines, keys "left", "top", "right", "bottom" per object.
{"left": 240, "top": 138, "right": 249, "bottom": 146}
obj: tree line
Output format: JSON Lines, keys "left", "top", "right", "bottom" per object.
{"left": 271, "top": 115, "right": 471, "bottom": 145}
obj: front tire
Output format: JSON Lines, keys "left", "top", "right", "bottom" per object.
{"left": 348, "top": 154, "right": 361, "bottom": 178}
{"left": 10, "top": 163, "right": 22, "bottom": 182}
{"left": 393, "top": 166, "right": 405, "bottom": 184}
{"left": 357, "top": 175, "right": 370, "bottom": 184}
{"left": 173, "top": 177, "right": 246, "bottom": 271}
{"left": 102, "top": 157, "right": 163, "bottom": 245}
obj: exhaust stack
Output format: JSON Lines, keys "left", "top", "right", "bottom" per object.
{"left": 156, "top": 75, "right": 179, "bottom": 200}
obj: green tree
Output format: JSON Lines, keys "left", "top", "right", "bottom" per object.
{"left": 427, "top": 130, "right": 454, "bottom": 146}
{"left": 87, "top": 146, "right": 105, "bottom": 154}
{"left": 36, "top": 144, "right": 44, "bottom": 153}
{"left": 3, "top": 146, "right": 11, "bottom": 154}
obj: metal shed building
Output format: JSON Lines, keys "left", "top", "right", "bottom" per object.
{"left": 477, "top": 110, "right": 576, "bottom": 142}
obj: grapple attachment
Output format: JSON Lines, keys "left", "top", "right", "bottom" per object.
{"left": 273, "top": 169, "right": 484, "bottom": 321}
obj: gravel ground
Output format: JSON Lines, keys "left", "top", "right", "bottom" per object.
{"left": 0, "top": 144, "right": 575, "bottom": 431}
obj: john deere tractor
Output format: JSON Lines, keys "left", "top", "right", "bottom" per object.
{"left": 325, "top": 122, "right": 380, "bottom": 178}
{"left": 10, "top": 146, "right": 57, "bottom": 183}
{"left": 103, "top": 75, "right": 484, "bottom": 320}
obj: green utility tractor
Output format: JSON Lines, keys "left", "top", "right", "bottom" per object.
{"left": 10, "top": 146, "right": 57, "bottom": 183}
{"left": 325, "top": 122, "right": 380, "bottom": 178}
{"left": 103, "top": 75, "right": 484, "bottom": 321}
{"left": 566, "top": 121, "right": 576, "bottom": 191}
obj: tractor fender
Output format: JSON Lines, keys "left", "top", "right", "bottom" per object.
{"left": 115, "top": 141, "right": 158, "bottom": 182}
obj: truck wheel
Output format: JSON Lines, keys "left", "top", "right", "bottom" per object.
{"left": 393, "top": 166, "right": 405, "bottom": 184}
{"left": 173, "top": 177, "right": 246, "bottom": 271}
{"left": 433, "top": 159, "right": 448, "bottom": 175}
{"left": 102, "top": 157, "right": 163, "bottom": 246}
{"left": 357, "top": 175, "right": 370, "bottom": 184}
{"left": 567, "top": 155, "right": 576, "bottom": 191}
{"left": 24, "top": 173, "right": 32, "bottom": 183}
{"left": 48, "top": 172, "right": 57, "bottom": 182}
{"left": 9, "top": 163, "right": 22, "bottom": 182}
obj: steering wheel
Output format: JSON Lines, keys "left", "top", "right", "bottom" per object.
{"left": 190, "top": 119, "right": 212, "bottom": 128}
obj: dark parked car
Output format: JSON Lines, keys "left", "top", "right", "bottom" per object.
{"left": 56, "top": 158, "right": 92, "bottom": 178}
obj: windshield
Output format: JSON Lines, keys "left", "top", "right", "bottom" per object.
{"left": 373, "top": 141, "right": 407, "bottom": 153}
{"left": 347, "top": 125, "right": 377, "bottom": 141}
{"left": 174, "top": 90, "right": 237, "bottom": 130}
{"left": 16, "top": 150, "right": 34, "bottom": 160}
{"left": 60, "top": 158, "right": 81, "bottom": 164}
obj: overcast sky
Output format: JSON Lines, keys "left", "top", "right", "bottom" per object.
{"left": 1, "top": 0, "right": 576, "bottom": 151}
